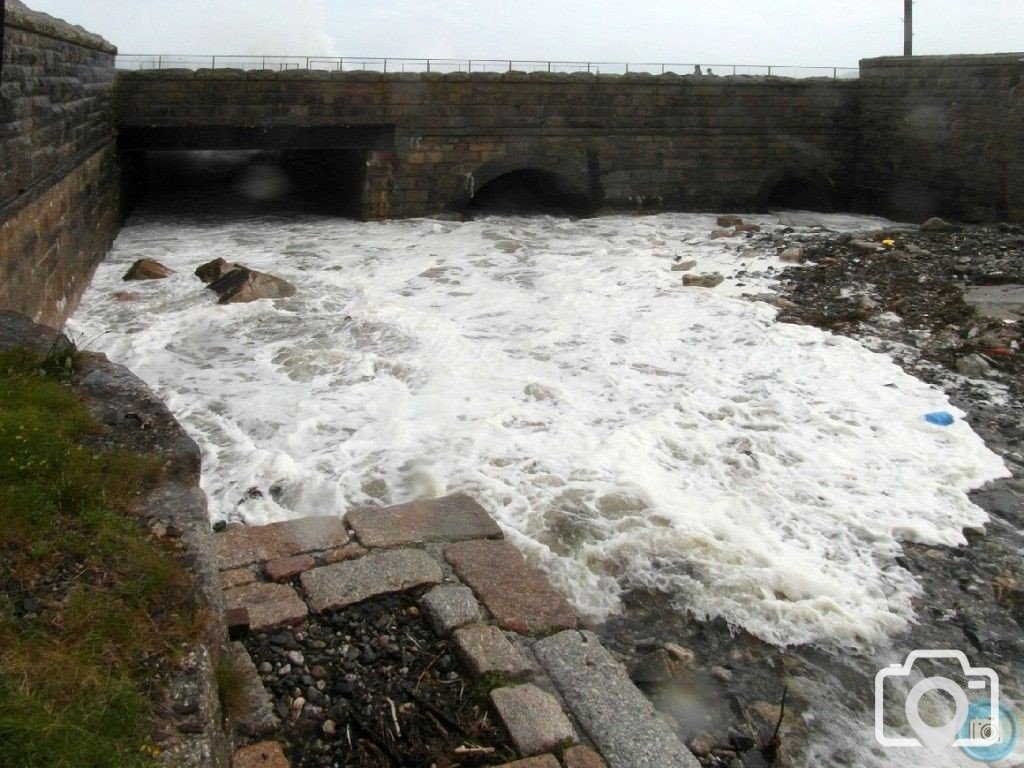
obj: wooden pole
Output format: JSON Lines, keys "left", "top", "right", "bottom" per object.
{"left": 904, "top": 0, "right": 914, "bottom": 56}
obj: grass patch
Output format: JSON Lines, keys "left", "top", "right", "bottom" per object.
{"left": 0, "top": 349, "right": 201, "bottom": 768}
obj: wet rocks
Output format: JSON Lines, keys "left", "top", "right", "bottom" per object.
{"left": 956, "top": 353, "right": 992, "bottom": 378}
{"left": 194, "top": 257, "right": 243, "bottom": 283}
{"left": 682, "top": 273, "right": 725, "bottom": 288}
{"left": 671, "top": 259, "right": 698, "bottom": 272}
{"left": 716, "top": 215, "right": 744, "bottom": 228}
{"left": 710, "top": 229, "right": 734, "bottom": 239}
{"left": 629, "top": 649, "right": 676, "bottom": 685}
{"left": 780, "top": 247, "right": 804, "bottom": 263}
{"left": 123, "top": 258, "right": 173, "bottom": 280}
{"left": 920, "top": 216, "right": 953, "bottom": 232}
{"left": 206, "top": 266, "right": 296, "bottom": 304}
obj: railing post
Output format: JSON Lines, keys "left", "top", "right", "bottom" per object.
{"left": 468, "top": 59, "right": 472, "bottom": 73}
{"left": 548, "top": 61, "right": 552, "bottom": 73}
{"left": 768, "top": 65, "right": 772, "bottom": 76}
{"left": 732, "top": 65, "right": 736, "bottom": 75}
{"left": 383, "top": 58, "right": 387, "bottom": 73}
{"left": 211, "top": 55, "right": 216, "bottom": 68}
{"left": 625, "top": 62, "right": 629, "bottom": 73}
{"left": 306, "top": 57, "right": 310, "bottom": 69}
{"left": 508, "top": 60, "right": 512, "bottom": 72}
{"left": 587, "top": 62, "right": 591, "bottom": 73}
{"left": 661, "top": 64, "right": 665, "bottom": 74}
{"left": 833, "top": 67, "right": 837, "bottom": 79}
{"left": 158, "top": 55, "right": 162, "bottom": 69}
{"left": 427, "top": 59, "right": 431, "bottom": 72}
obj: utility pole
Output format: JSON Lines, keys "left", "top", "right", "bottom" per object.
{"left": 904, "top": 0, "right": 914, "bottom": 57}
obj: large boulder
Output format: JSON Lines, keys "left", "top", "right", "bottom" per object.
{"left": 195, "top": 257, "right": 244, "bottom": 284}
{"left": 207, "top": 267, "right": 296, "bottom": 304}
{"left": 123, "top": 259, "right": 173, "bottom": 280}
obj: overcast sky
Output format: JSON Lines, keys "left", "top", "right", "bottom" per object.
{"left": 25, "top": 1, "right": 1024, "bottom": 67}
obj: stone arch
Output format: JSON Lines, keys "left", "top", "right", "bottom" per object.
{"left": 452, "top": 158, "right": 594, "bottom": 217}
{"left": 757, "top": 168, "right": 840, "bottom": 213}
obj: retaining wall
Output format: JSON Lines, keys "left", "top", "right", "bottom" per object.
{"left": 0, "top": 1, "right": 120, "bottom": 327}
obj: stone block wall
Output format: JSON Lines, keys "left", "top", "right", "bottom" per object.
{"left": 114, "top": 69, "right": 861, "bottom": 219}
{"left": 1, "top": 1, "right": 120, "bottom": 327}
{"left": 856, "top": 54, "right": 1024, "bottom": 222}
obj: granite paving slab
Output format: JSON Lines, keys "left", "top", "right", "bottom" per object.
{"left": 451, "top": 624, "right": 534, "bottom": 680}
{"left": 222, "top": 582, "right": 309, "bottom": 631}
{"left": 533, "top": 630, "right": 699, "bottom": 768}
{"left": 346, "top": 493, "right": 502, "bottom": 547}
{"left": 445, "top": 540, "right": 577, "bottom": 635}
{"left": 490, "top": 683, "right": 578, "bottom": 756}
{"left": 420, "top": 584, "right": 481, "bottom": 635}
{"left": 216, "top": 516, "right": 349, "bottom": 570}
{"left": 300, "top": 548, "right": 442, "bottom": 612}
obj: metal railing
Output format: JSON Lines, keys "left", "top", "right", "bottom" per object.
{"left": 115, "top": 54, "right": 859, "bottom": 79}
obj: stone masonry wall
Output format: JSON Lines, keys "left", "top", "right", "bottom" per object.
{"left": 114, "top": 69, "right": 861, "bottom": 219}
{"left": 856, "top": 54, "right": 1024, "bottom": 222}
{"left": 0, "top": 1, "right": 120, "bottom": 327}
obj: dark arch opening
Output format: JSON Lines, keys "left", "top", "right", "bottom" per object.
{"left": 762, "top": 173, "right": 838, "bottom": 213}
{"left": 124, "top": 149, "right": 366, "bottom": 219}
{"left": 464, "top": 169, "right": 593, "bottom": 218}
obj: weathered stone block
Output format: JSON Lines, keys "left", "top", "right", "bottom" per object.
{"left": 563, "top": 745, "right": 608, "bottom": 768}
{"left": 215, "top": 516, "right": 349, "bottom": 570}
{"left": 419, "top": 584, "right": 481, "bottom": 635}
{"left": 264, "top": 554, "right": 316, "bottom": 582}
{"left": 532, "top": 630, "right": 698, "bottom": 768}
{"left": 232, "top": 741, "right": 290, "bottom": 768}
{"left": 490, "top": 684, "right": 577, "bottom": 756}
{"left": 300, "top": 548, "right": 442, "bottom": 612}
{"left": 451, "top": 624, "right": 534, "bottom": 680}
{"left": 346, "top": 492, "right": 502, "bottom": 547}
{"left": 445, "top": 540, "right": 577, "bottom": 636}
{"left": 223, "top": 582, "right": 308, "bottom": 631}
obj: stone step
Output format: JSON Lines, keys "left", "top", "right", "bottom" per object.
{"left": 490, "top": 683, "right": 578, "bottom": 757}
{"left": 346, "top": 492, "right": 502, "bottom": 548}
{"left": 445, "top": 539, "right": 578, "bottom": 636}
{"left": 451, "top": 624, "right": 535, "bottom": 680}
{"left": 216, "top": 516, "right": 349, "bottom": 570}
{"left": 300, "top": 548, "right": 443, "bottom": 612}
{"left": 223, "top": 582, "right": 309, "bottom": 631}
{"left": 533, "top": 630, "right": 699, "bottom": 768}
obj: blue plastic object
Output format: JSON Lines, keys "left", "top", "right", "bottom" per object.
{"left": 924, "top": 411, "right": 955, "bottom": 426}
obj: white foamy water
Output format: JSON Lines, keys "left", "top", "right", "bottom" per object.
{"left": 69, "top": 210, "right": 1008, "bottom": 648}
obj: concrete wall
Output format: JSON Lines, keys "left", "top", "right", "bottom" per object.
{"left": 114, "top": 69, "right": 861, "bottom": 219}
{"left": 0, "top": 1, "right": 119, "bottom": 327}
{"left": 856, "top": 54, "right": 1024, "bottom": 222}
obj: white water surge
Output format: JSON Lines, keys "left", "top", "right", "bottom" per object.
{"left": 69, "top": 210, "right": 1008, "bottom": 649}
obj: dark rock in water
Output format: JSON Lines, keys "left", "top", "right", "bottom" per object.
{"left": 683, "top": 273, "right": 725, "bottom": 288}
{"left": 207, "top": 267, "right": 296, "bottom": 304}
{"left": 717, "top": 215, "right": 744, "bottom": 228}
{"left": 629, "top": 649, "right": 675, "bottom": 685}
{"left": 123, "top": 258, "right": 173, "bottom": 280}
{"left": 920, "top": 216, "right": 953, "bottom": 232}
{"left": 195, "top": 257, "right": 244, "bottom": 284}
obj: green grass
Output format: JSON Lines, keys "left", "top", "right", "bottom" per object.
{"left": 0, "top": 348, "right": 201, "bottom": 768}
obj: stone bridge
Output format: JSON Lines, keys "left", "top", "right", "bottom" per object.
{"left": 114, "top": 69, "right": 861, "bottom": 220}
